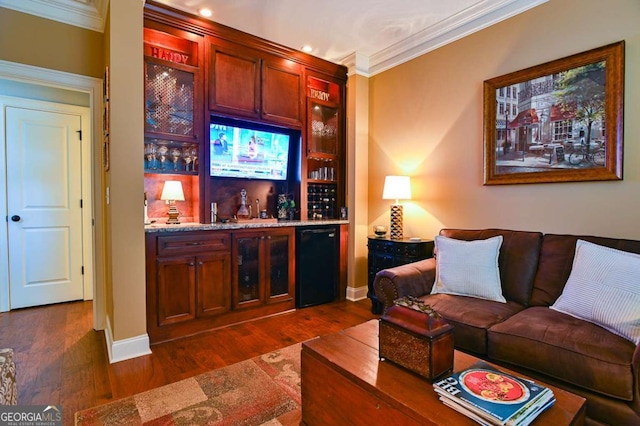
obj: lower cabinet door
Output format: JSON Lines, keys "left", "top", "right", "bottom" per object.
{"left": 157, "top": 256, "right": 197, "bottom": 326}
{"left": 265, "top": 231, "right": 294, "bottom": 304}
{"left": 233, "top": 234, "right": 263, "bottom": 310}
{"left": 197, "top": 252, "right": 231, "bottom": 317}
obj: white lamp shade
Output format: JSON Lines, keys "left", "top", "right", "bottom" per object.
{"left": 382, "top": 176, "right": 411, "bottom": 203}
{"left": 160, "top": 180, "right": 185, "bottom": 201}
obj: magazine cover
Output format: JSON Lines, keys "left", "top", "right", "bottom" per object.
{"left": 433, "top": 361, "right": 554, "bottom": 425}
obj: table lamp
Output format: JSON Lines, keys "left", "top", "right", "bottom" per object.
{"left": 160, "top": 180, "right": 185, "bottom": 224}
{"left": 382, "top": 175, "right": 411, "bottom": 240}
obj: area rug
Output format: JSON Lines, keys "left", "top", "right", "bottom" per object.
{"left": 75, "top": 343, "right": 301, "bottom": 425}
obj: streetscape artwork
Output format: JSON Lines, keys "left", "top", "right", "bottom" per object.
{"left": 483, "top": 41, "right": 624, "bottom": 185}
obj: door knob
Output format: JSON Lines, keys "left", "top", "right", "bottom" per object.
{"left": 11, "top": 215, "right": 20, "bottom": 222}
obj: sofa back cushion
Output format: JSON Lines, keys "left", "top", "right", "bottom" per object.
{"left": 438, "top": 229, "right": 542, "bottom": 305}
{"left": 531, "top": 234, "right": 640, "bottom": 306}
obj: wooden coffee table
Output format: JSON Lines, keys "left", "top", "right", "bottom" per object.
{"left": 301, "top": 319, "right": 585, "bottom": 425}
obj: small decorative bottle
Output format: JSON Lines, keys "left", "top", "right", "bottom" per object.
{"left": 237, "top": 189, "right": 251, "bottom": 219}
{"left": 277, "top": 194, "right": 288, "bottom": 219}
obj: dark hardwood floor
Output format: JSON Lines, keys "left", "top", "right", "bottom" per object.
{"left": 0, "top": 298, "right": 377, "bottom": 424}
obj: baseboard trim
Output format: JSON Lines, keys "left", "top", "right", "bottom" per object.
{"left": 346, "top": 285, "right": 368, "bottom": 302}
{"left": 104, "top": 315, "right": 152, "bottom": 363}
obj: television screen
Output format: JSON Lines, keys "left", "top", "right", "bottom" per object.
{"left": 210, "top": 121, "right": 291, "bottom": 180}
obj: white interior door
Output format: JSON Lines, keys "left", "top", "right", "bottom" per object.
{"left": 6, "top": 105, "right": 84, "bottom": 309}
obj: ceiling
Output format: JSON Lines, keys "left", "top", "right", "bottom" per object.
{"left": 0, "top": 0, "right": 547, "bottom": 76}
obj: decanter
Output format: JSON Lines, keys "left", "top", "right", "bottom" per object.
{"left": 237, "top": 189, "right": 251, "bottom": 219}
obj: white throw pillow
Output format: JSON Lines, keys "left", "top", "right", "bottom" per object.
{"left": 551, "top": 240, "right": 640, "bottom": 345}
{"left": 430, "top": 235, "right": 506, "bottom": 303}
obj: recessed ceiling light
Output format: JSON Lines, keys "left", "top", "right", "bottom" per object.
{"left": 199, "top": 8, "right": 213, "bottom": 17}
{"left": 301, "top": 45, "right": 313, "bottom": 53}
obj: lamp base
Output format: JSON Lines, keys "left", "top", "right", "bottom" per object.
{"left": 166, "top": 204, "right": 181, "bottom": 224}
{"left": 390, "top": 204, "right": 403, "bottom": 240}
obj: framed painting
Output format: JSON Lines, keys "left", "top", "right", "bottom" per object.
{"left": 483, "top": 41, "right": 624, "bottom": 185}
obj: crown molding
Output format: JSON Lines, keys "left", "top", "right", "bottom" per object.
{"left": 347, "top": 0, "right": 548, "bottom": 76}
{"left": 0, "top": 0, "right": 108, "bottom": 32}
{"left": 342, "top": 52, "right": 371, "bottom": 78}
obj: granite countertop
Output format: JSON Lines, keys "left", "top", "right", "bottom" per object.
{"left": 145, "top": 219, "right": 348, "bottom": 233}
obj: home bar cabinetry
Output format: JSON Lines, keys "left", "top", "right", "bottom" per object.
{"left": 144, "top": 2, "right": 348, "bottom": 344}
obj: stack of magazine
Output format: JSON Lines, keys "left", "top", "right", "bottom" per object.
{"left": 433, "top": 361, "right": 555, "bottom": 426}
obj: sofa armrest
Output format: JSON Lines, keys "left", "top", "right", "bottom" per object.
{"left": 633, "top": 342, "right": 640, "bottom": 413}
{"left": 373, "top": 258, "right": 436, "bottom": 312}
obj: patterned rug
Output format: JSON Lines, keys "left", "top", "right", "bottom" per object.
{"left": 75, "top": 343, "right": 301, "bottom": 425}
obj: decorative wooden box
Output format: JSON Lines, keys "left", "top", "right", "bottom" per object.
{"left": 379, "top": 297, "right": 454, "bottom": 382}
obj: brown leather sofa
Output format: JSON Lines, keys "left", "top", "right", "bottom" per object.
{"left": 373, "top": 229, "right": 640, "bottom": 426}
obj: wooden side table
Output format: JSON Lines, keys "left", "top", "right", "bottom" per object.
{"left": 367, "top": 236, "right": 434, "bottom": 314}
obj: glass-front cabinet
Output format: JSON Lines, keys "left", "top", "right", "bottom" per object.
{"left": 232, "top": 228, "right": 294, "bottom": 310}
{"left": 305, "top": 75, "right": 343, "bottom": 219}
{"left": 143, "top": 23, "right": 203, "bottom": 176}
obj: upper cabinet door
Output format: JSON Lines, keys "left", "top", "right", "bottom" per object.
{"left": 208, "top": 38, "right": 303, "bottom": 127}
{"left": 261, "top": 57, "right": 303, "bottom": 127}
{"left": 209, "top": 42, "right": 261, "bottom": 120}
{"left": 144, "top": 24, "right": 203, "bottom": 142}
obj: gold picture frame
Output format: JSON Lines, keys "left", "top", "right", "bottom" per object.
{"left": 484, "top": 41, "right": 624, "bottom": 185}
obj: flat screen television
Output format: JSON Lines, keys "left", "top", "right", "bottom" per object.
{"left": 210, "top": 118, "right": 292, "bottom": 181}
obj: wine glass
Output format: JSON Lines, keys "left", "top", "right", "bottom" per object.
{"left": 157, "top": 144, "right": 169, "bottom": 170}
{"left": 182, "top": 146, "right": 193, "bottom": 171}
{"left": 170, "top": 147, "right": 182, "bottom": 171}
{"left": 189, "top": 145, "right": 198, "bottom": 172}
{"left": 144, "top": 142, "right": 157, "bottom": 170}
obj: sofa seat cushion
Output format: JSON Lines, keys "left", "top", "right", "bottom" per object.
{"left": 418, "top": 293, "right": 525, "bottom": 355}
{"left": 488, "top": 307, "right": 636, "bottom": 401}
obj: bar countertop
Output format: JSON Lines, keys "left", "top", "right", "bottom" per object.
{"left": 145, "top": 219, "right": 348, "bottom": 233}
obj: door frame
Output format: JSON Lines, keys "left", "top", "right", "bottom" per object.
{"left": 0, "top": 60, "right": 104, "bottom": 331}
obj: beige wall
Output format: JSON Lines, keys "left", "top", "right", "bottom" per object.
{"left": 366, "top": 0, "right": 640, "bottom": 258}
{"left": 347, "top": 73, "right": 370, "bottom": 292}
{"left": 0, "top": 5, "right": 147, "bottom": 345}
{"left": 106, "top": 1, "right": 146, "bottom": 342}
{"left": 0, "top": 8, "right": 103, "bottom": 78}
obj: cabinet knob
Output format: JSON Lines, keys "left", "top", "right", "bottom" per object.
{"left": 189, "top": 262, "right": 195, "bottom": 266}
{"left": 198, "top": 261, "right": 203, "bottom": 265}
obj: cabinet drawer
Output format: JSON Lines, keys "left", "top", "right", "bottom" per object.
{"left": 367, "top": 238, "right": 394, "bottom": 253}
{"left": 157, "top": 233, "right": 230, "bottom": 256}
{"left": 394, "top": 244, "right": 430, "bottom": 258}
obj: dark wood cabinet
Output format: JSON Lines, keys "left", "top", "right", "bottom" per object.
{"left": 208, "top": 39, "right": 303, "bottom": 127}
{"left": 197, "top": 252, "right": 231, "bottom": 317}
{"left": 146, "top": 228, "right": 294, "bottom": 344}
{"left": 208, "top": 43, "right": 261, "bottom": 120}
{"left": 156, "top": 250, "right": 231, "bottom": 325}
{"left": 147, "top": 231, "right": 231, "bottom": 343}
{"left": 156, "top": 255, "right": 196, "bottom": 325}
{"left": 232, "top": 228, "right": 295, "bottom": 310}
{"left": 261, "top": 56, "right": 303, "bottom": 127}
{"left": 367, "top": 236, "right": 434, "bottom": 314}
{"left": 143, "top": 2, "right": 348, "bottom": 343}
